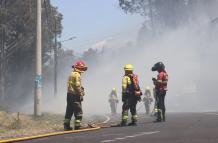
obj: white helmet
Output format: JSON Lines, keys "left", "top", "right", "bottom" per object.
{"left": 146, "top": 86, "right": 150, "bottom": 90}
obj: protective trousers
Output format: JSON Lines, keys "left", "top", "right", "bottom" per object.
{"left": 122, "top": 97, "right": 138, "bottom": 125}
{"left": 156, "top": 91, "right": 166, "bottom": 121}
{"left": 144, "top": 102, "right": 150, "bottom": 115}
{"left": 64, "top": 93, "right": 83, "bottom": 130}
{"left": 110, "top": 102, "right": 117, "bottom": 114}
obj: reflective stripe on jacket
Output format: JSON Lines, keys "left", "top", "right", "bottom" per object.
{"left": 122, "top": 75, "right": 131, "bottom": 96}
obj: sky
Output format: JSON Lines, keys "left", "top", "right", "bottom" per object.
{"left": 51, "top": 0, "right": 143, "bottom": 53}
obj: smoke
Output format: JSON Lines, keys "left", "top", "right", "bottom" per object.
{"left": 40, "top": 16, "right": 218, "bottom": 115}
{"left": 83, "top": 20, "right": 218, "bottom": 114}
{"left": 13, "top": 2, "right": 218, "bottom": 115}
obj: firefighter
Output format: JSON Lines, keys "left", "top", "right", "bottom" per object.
{"left": 108, "top": 88, "right": 119, "bottom": 115}
{"left": 143, "top": 86, "right": 153, "bottom": 115}
{"left": 151, "top": 62, "right": 168, "bottom": 122}
{"left": 151, "top": 87, "right": 158, "bottom": 117}
{"left": 121, "top": 64, "right": 142, "bottom": 126}
{"left": 63, "top": 60, "right": 88, "bottom": 130}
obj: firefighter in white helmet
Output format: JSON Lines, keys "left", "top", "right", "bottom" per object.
{"left": 108, "top": 88, "right": 119, "bottom": 115}
{"left": 143, "top": 86, "right": 153, "bottom": 115}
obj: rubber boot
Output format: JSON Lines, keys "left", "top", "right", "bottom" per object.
{"left": 128, "top": 121, "right": 137, "bottom": 126}
{"left": 74, "top": 125, "right": 80, "bottom": 130}
{"left": 64, "top": 123, "right": 72, "bottom": 131}
{"left": 120, "top": 120, "right": 127, "bottom": 127}
{"left": 162, "top": 111, "right": 166, "bottom": 122}
{"left": 153, "top": 111, "right": 162, "bottom": 123}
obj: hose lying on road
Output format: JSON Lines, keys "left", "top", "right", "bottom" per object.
{"left": 0, "top": 127, "right": 100, "bottom": 143}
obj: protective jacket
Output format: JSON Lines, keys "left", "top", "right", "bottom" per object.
{"left": 122, "top": 74, "right": 142, "bottom": 100}
{"left": 156, "top": 71, "right": 168, "bottom": 92}
{"left": 67, "top": 71, "right": 84, "bottom": 97}
{"left": 109, "top": 91, "right": 119, "bottom": 103}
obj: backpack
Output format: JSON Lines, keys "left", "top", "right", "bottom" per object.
{"left": 128, "top": 74, "right": 142, "bottom": 97}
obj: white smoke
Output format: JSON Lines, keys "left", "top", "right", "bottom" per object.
{"left": 17, "top": 3, "right": 218, "bottom": 115}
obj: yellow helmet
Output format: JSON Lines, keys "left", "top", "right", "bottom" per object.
{"left": 124, "top": 64, "right": 133, "bottom": 71}
{"left": 112, "top": 88, "right": 116, "bottom": 91}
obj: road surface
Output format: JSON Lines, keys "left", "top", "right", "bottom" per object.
{"left": 18, "top": 112, "right": 218, "bottom": 143}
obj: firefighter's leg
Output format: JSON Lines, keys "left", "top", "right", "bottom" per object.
{"left": 145, "top": 104, "right": 149, "bottom": 115}
{"left": 64, "top": 94, "right": 74, "bottom": 130}
{"left": 121, "top": 101, "right": 129, "bottom": 126}
{"left": 115, "top": 103, "right": 117, "bottom": 114}
{"left": 74, "top": 102, "right": 83, "bottom": 130}
{"left": 111, "top": 102, "right": 116, "bottom": 115}
{"left": 129, "top": 100, "right": 137, "bottom": 126}
{"left": 148, "top": 104, "right": 150, "bottom": 115}
{"left": 160, "top": 92, "right": 166, "bottom": 121}
{"left": 110, "top": 103, "right": 113, "bottom": 114}
{"left": 155, "top": 94, "right": 162, "bottom": 122}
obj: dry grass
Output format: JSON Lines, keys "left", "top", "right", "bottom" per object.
{"left": 0, "top": 111, "right": 64, "bottom": 140}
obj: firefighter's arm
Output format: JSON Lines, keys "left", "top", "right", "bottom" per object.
{"left": 114, "top": 92, "right": 119, "bottom": 102}
{"left": 73, "top": 73, "right": 85, "bottom": 96}
{"left": 122, "top": 76, "right": 130, "bottom": 101}
{"left": 157, "top": 73, "right": 168, "bottom": 86}
{"left": 158, "top": 80, "right": 168, "bottom": 85}
{"left": 67, "top": 76, "right": 73, "bottom": 92}
{"left": 152, "top": 77, "right": 157, "bottom": 85}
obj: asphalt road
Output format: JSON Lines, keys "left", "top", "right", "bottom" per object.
{"left": 18, "top": 112, "right": 218, "bottom": 143}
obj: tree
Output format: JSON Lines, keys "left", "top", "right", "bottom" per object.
{"left": 119, "top": 0, "right": 218, "bottom": 44}
{"left": 0, "top": 0, "right": 63, "bottom": 109}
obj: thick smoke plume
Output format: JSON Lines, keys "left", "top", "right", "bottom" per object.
{"left": 15, "top": 1, "right": 218, "bottom": 115}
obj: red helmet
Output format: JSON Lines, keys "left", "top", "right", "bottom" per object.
{"left": 72, "top": 60, "right": 88, "bottom": 72}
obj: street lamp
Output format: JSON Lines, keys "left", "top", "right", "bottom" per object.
{"left": 60, "top": 36, "right": 77, "bottom": 43}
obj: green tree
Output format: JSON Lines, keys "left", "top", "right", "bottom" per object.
{"left": 0, "top": 0, "right": 63, "bottom": 109}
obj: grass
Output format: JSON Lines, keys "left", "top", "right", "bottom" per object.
{"left": 0, "top": 111, "right": 64, "bottom": 139}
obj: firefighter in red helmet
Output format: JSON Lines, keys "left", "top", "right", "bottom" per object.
{"left": 151, "top": 62, "right": 168, "bottom": 122}
{"left": 64, "top": 60, "right": 88, "bottom": 130}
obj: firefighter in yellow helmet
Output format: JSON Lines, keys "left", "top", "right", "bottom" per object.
{"left": 64, "top": 60, "right": 88, "bottom": 130}
{"left": 121, "top": 64, "right": 142, "bottom": 126}
{"left": 108, "top": 88, "right": 119, "bottom": 115}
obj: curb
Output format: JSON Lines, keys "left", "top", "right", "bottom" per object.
{"left": 0, "top": 127, "right": 101, "bottom": 143}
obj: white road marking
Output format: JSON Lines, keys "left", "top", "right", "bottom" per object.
{"left": 101, "top": 139, "right": 115, "bottom": 142}
{"left": 100, "top": 131, "right": 160, "bottom": 142}
{"left": 102, "top": 116, "right": 111, "bottom": 124}
{"left": 114, "top": 137, "right": 126, "bottom": 140}
{"left": 141, "top": 131, "right": 161, "bottom": 135}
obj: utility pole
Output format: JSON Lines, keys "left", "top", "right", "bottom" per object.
{"left": 0, "top": 0, "right": 6, "bottom": 103}
{"left": 0, "top": 26, "right": 6, "bottom": 102}
{"left": 34, "top": 0, "right": 42, "bottom": 117}
{"left": 54, "top": 18, "right": 57, "bottom": 98}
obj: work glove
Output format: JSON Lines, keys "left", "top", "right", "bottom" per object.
{"left": 152, "top": 77, "right": 157, "bottom": 85}
{"left": 80, "top": 86, "right": 85, "bottom": 96}
{"left": 152, "top": 77, "right": 157, "bottom": 82}
{"left": 80, "top": 96, "right": 83, "bottom": 102}
{"left": 137, "top": 96, "right": 142, "bottom": 102}
{"left": 122, "top": 95, "right": 127, "bottom": 102}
